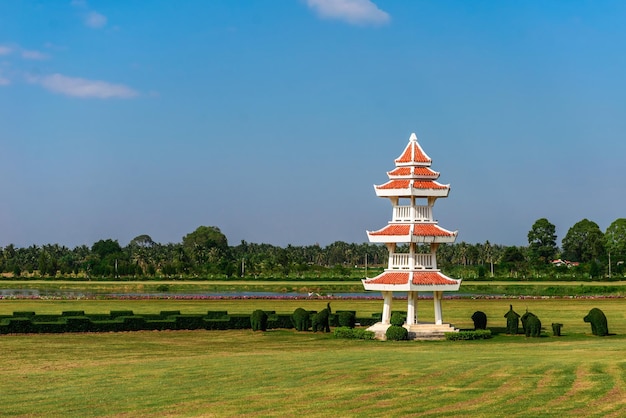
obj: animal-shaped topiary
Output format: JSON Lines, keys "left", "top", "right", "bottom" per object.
{"left": 291, "top": 307, "right": 310, "bottom": 331}
{"left": 311, "top": 303, "right": 332, "bottom": 332}
{"left": 521, "top": 311, "right": 541, "bottom": 337}
{"left": 250, "top": 309, "right": 268, "bottom": 332}
{"left": 504, "top": 305, "right": 520, "bottom": 334}
{"left": 584, "top": 308, "right": 609, "bottom": 336}
{"left": 471, "top": 311, "right": 487, "bottom": 330}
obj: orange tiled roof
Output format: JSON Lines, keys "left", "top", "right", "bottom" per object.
{"left": 413, "top": 224, "right": 455, "bottom": 236}
{"left": 368, "top": 224, "right": 455, "bottom": 237}
{"left": 376, "top": 180, "right": 410, "bottom": 190}
{"left": 413, "top": 181, "right": 448, "bottom": 190}
{"left": 375, "top": 180, "right": 448, "bottom": 190}
{"left": 387, "top": 167, "right": 439, "bottom": 178}
{"left": 369, "top": 224, "right": 411, "bottom": 236}
{"left": 395, "top": 139, "right": 431, "bottom": 164}
{"left": 364, "top": 271, "right": 458, "bottom": 286}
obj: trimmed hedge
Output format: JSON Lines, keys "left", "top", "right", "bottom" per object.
{"left": 445, "top": 330, "right": 492, "bottom": 341}
{"left": 0, "top": 308, "right": 381, "bottom": 335}
{"left": 334, "top": 327, "right": 375, "bottom": 340}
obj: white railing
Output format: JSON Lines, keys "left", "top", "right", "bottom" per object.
{"left": 392, "top": 205, "right": 432, "bottom": 222}
{"left": 388, "top": 253, "right": 436, "bottom": 270}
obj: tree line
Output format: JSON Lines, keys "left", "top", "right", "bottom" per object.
{"left": 1, "top": 218, "right": 625, "bottom": 280}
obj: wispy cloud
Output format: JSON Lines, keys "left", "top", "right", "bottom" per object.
{"left": 306, "top": 0, "right": 390, "bottom": 26}
{"left": 71, "top": 0, "right": 108, "bottom": 29}
{"left": 85, "top": 11, "right": 107, "bottom": 29}
{"left": 28, "top": 73, "right": 138, "bottom": 99}
{"left": 0, "top": 45, "right": 13, "bottom": 55}
{"left": 0, "top": 75, "right": 10, "bottom": 86}
{"left": 21, "top": 49, "right": 49, "bottom": 60}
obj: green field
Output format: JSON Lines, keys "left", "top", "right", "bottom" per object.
{"left": 1, "top": 297, "right": 625, "bottom": 417}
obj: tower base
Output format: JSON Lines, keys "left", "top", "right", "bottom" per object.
{"left": 367, "top": 322, "right": 459, "bottom": 341}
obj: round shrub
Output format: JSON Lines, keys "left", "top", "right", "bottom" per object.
{"left": 390, "top": 312, "right": 406, "bottom": 327}
{"left": 250, "top": 309, "right": 268, "bottom": 332}
{"left": 386, "top": 325, "right": 408, "bottom": 341}
{"left": 338, "top": 311, "right": 356, "bottom": 328}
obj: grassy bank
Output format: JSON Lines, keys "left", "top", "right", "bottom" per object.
{"left": 3, "top": 279, "right": 626, "bottom": 297}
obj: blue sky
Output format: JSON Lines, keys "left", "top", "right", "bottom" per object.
{"left": 1, "top": 0, "right": 625, "bottom": 249}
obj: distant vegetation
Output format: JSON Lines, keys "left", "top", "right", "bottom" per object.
{"left": 1, "top": 218, "right": 625, "bottom": 281}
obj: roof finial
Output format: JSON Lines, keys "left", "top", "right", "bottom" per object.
{"left": 409, "top": 133, "right": 417, "bottom": 142}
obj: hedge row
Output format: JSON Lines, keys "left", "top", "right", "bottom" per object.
{"left": 0, "top": 310, "right": 379, "bottom": 335}
{"left": 445, "top": 330, "right": 492, "bottom": 341}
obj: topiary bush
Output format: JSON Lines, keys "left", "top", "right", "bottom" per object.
{"left": 291, "top": 307, "right": 310, "bottom": 331}
{"left": 583, "top": 308, "right": 609, "bottom": 336}
{"left": 338, "top": 311, "right": 356, "bottom": 328}
{"left": 312, "top": 303, "right": 332, "bottom": 332}
{"left": 445, "top": 330, "right": 492, "bottom": 341}
{"left": 390, "top": 311, "right": 406, "bottom": 327}
{"left": 250, "top": 309, "right": 268, "bottom": 331}
{"left": 385, "top": 325, "right": 408, "bottom": 341}
{"left": 504, "top": 305, "right": 520, "bottom": 334}
{"left": 471, "top": 311, "right": 487, "bottom": 330}
{"left": 334, "top": 327, "right": 375, "bottom": 340}
{"left": 521, "top": 311, "right": 542, "bottom": 337}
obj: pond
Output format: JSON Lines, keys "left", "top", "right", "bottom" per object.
{"left": 0, "top": 288, "right": 466, "bottom": 299}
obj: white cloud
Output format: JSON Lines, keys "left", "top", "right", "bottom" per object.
{"left": 85, "top": 11, "right": 107, "bottom": 28}
{"left": 0, "top": 76, "right": 10, "bottom": 86}
{"left": 306, "top": 0, "right": 390, "bottom": 26}
{"left": 0, "top": 45, "right": 13, "bottom": 55}
{"left": 21, "top": 49, "right": 49, "bottom": 60}
{"left": 29, "top": 73, "right": 138, "bottom": 99}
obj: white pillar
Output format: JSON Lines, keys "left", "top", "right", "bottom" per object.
{"left": 407, "top": 291, "right": 418, "bottom": 325}
{"left": 433, "top": 291, "right": 443, "bottom": 325}
{"left": 382, "top": 291, "right": 393, "bottom": 324}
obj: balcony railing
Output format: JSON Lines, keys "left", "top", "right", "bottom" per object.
{"left": 392, "top": 205, "right": 432, "bottom": 222}
{"left": 388, "top": 253, "right": 436, "bottom": 270}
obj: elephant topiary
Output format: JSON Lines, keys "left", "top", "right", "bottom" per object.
{"left": 250, "top": 309, "right": 268, "bottom": 332}
{"left": 504, "top": 305, "right": 520, "bottom": 334}
{"left": 521, "top": 311, "right": 541, "bottom": 337}
{"left": 311, "top": 303, "right": 332, "bottom": 332}
{"left": 584, "top": 308, "right": 609, "bottom": 336}
{"left": 471, "top": 311, "right": 487, "bottom": 330}
{"left": 291, "top": 307, "right": 310, "bottom": 331}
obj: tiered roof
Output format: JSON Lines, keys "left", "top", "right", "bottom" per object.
{"left": 374, "top": 133, "right": 450, "bottom": 198}
{"left": 363, "top": 133, "right": 461, "bottom": 292}
{"left": 367, "top": 224, "right": 457, "bottom": 243}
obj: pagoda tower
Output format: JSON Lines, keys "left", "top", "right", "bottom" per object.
{"left": 362, "top": 133, "right": 461, "bottom": 339}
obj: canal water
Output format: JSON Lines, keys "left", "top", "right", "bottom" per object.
{"left": 0, "top": 288, "right": 455, "bottom": 299}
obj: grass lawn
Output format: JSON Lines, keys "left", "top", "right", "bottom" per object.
{"left": 1, "top": 298, "right": 625, "bottom": 417}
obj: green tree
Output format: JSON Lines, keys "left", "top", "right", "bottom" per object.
{"left": 527, "top": 218, "right": 558, "bottom": 265}
{"left": 91, "top": 239, "right": 124, "bottom": 276}
{"left": 182, "top": 226, "right": 229, "bottom": 273}
{"left": 605, "top": 218, "right": 626, "bottom": 276}
{"left": 562, "top": 219, "right": 605, "bottom": 262}
{"left": 501, "top": 246, "right": 526, "bottom": 276}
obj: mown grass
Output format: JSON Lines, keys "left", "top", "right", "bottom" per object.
{"left": 1, "top": 298, "right": 625, "bottom": 417}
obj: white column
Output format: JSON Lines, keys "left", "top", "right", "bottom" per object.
{"left": 382, "top": 291, "right": 393, "bottom": 324}
{"left": 407, "top": 291, "right": 417, "bottom": 325}
{"left": 433, "top": 291, "right": 443, "bottom": 325}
